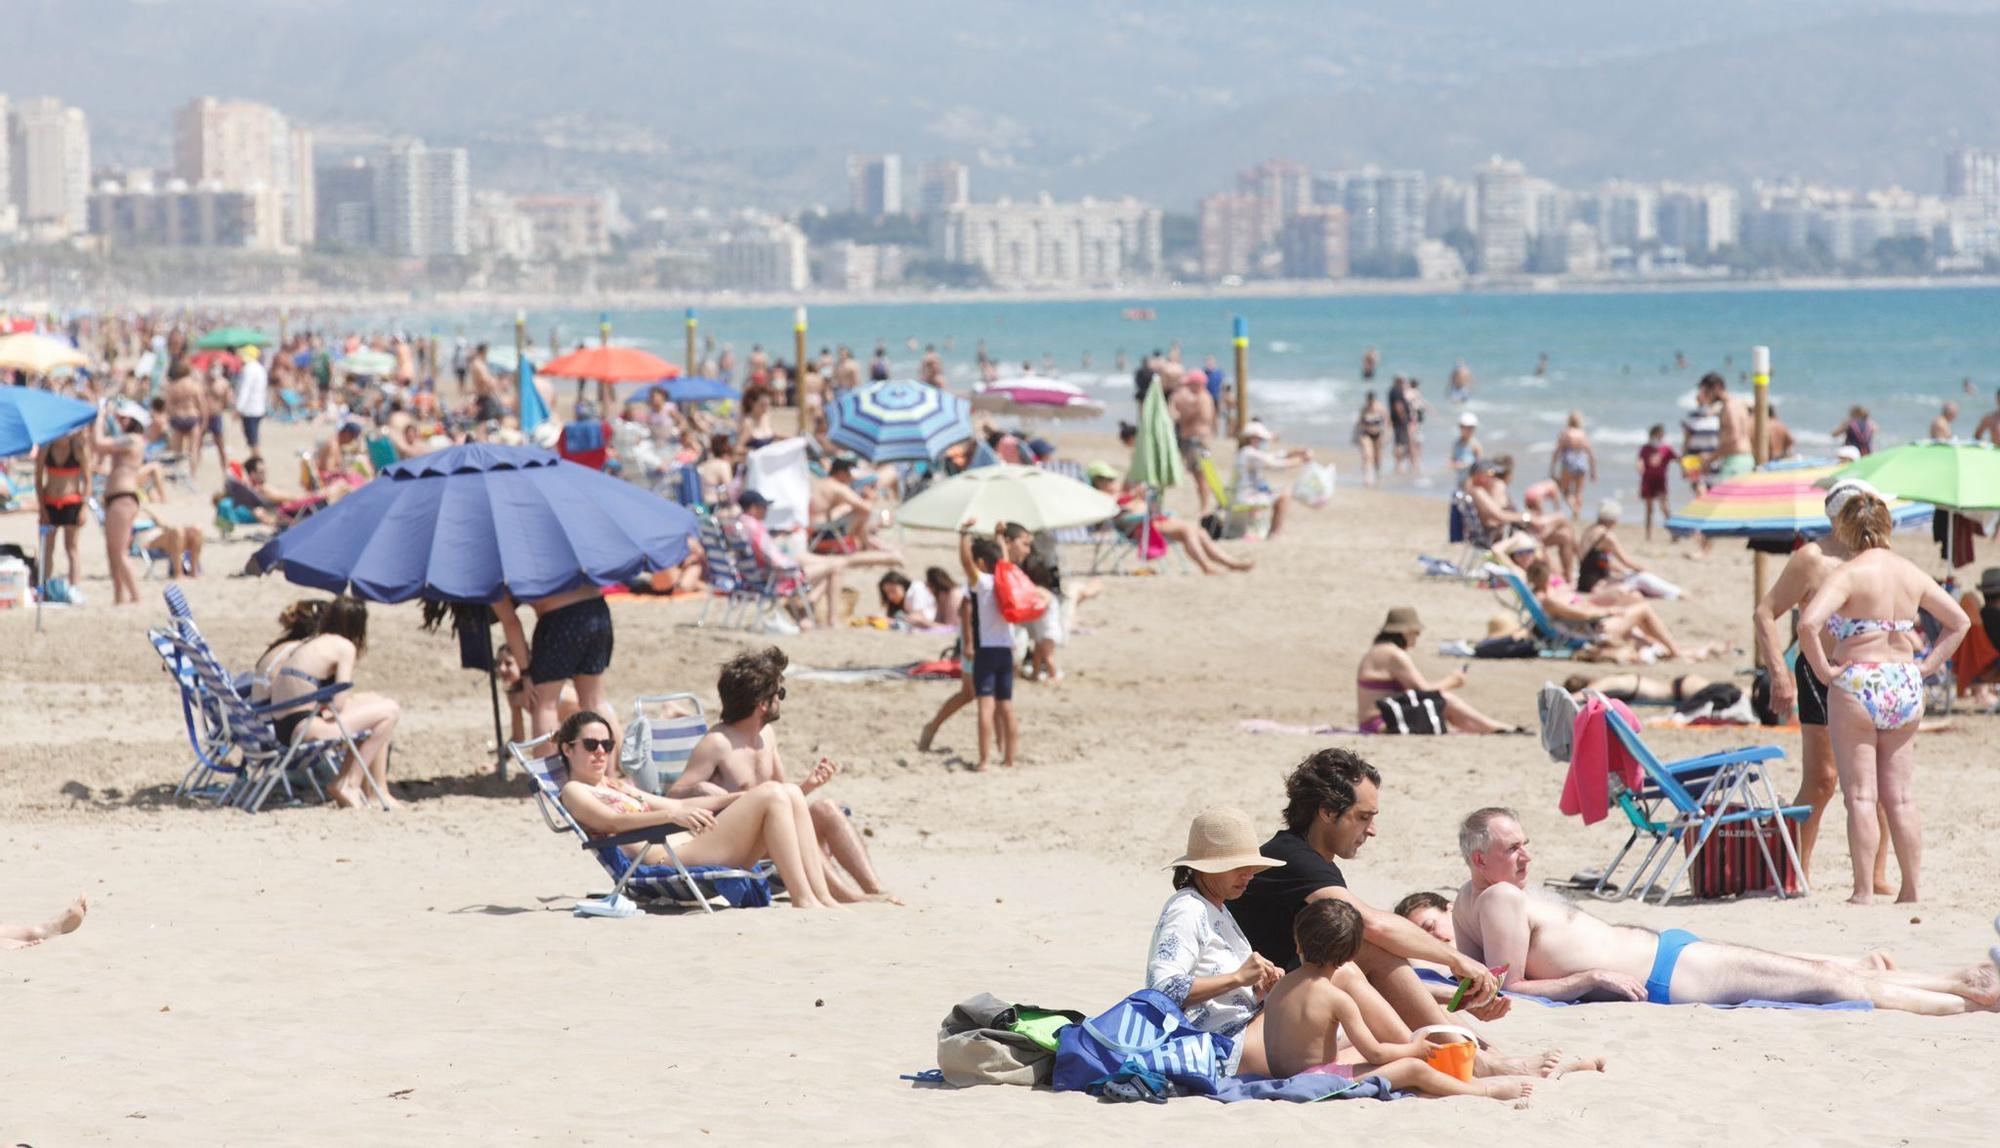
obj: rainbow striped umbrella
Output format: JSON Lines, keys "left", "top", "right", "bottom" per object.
{"left": 1665, "top": 460, "right": 1931, "bottom": 539}
{"left": 826, "top": 379, "right": 972, "bottom": 462}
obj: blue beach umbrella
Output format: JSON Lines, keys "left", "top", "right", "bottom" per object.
{"left": 827, "top": 380, "right": 973, "bottom": 463}
{"left": 624, "top": 377, "right": 738, "bottom": 405}
{"left": 0, "top": 387, "right": 95, "bottom": 458}
{"left": 249, "top": 443, "right": 698, "bottom": 603}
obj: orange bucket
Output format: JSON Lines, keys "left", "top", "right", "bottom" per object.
{"left": 1412, "top": 1024, "right": 1477, "bottom": 1082}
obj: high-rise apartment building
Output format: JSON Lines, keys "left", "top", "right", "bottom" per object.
{"left": 89, "top": 178, "right": 273, "bottom": 249}
{"left": 513, "top": 194, "right": 612, "bottom": 258}
{"left": 1237, "top": 158, "right": 1311, "bottom": 247}
{"left": 918, "top": 160, "right": 969, "bottom": 216}
{"left": 1425, "top": 177, "right": 1477, "bottom": 240}
{"left": 1593, "top": 181, "right": 1658, "bottom": 247}
{"left": 1474, "top": 157, "right": 1529, "bottom": 274}
{"left": 1656, "top": 184, "right": 1739, "bottom": 256}
{"left": 173, "top": 97, "right": 314, "bottom": 249}
{"left": 315, "top": 158, "right": 376, "bottom": 250}
{"left": 1945, "top": 147, "right": 2000, "bottom": 203}
{"left": 1197, "top": 193, "right": 1260, "bottom": 280}
{"left": 1279, "top": 206, "right": 1350, "bottom": 279}
{"left": 375, "top": 141, "right": 469, "bottom": 257}
{"left": 715, "top": 218, "right": 810, "bottom": 290}
{"left": 9, "top": 97, "right": 91, "bottom": 237}
{"left": 849, "top": 154, "right": 903, "bottom": 216}
{"left": 932, "top": 196, "right": 1162, "bottom": 287}
{"left": 1323, "top": 167, "right": 1426, "bottom": 274}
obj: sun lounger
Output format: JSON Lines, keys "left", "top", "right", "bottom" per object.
{"left": 507, "top": 733, "right": 772, "bottom": 916}
{"left": 1483, "top": 563, "right": 1592, "bottom": 653}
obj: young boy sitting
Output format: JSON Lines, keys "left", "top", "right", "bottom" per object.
{"left": 1260, "top": 899, "right": 1533, "bottom": 1103}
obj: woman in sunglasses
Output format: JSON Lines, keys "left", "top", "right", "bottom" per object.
{"left": 553, "top": 710, "right": 843, "bottom": 909}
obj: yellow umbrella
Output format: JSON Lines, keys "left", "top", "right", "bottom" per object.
{"left": 0, "top": 333, "right": 88, "bottom": 375}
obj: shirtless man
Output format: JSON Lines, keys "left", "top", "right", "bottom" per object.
{"left": 162, "top": 366, "right": 206, "bottom": 463}
{"left": 200, "top": 367, "right": 234, "bottom": 477}
{"left": 834, "top": 347, "right": 863, "bottom": 392}
{"left": 810, "top": 457, "right": 878, "bottom": 550}
{"left": 1361, "top": 345, "right": 1379, "bottom": 381}
{"left": 1974, "top": 390, "right": 2000, "bottom": 445}
{"left": 1169, "top": 371, "right": 1218, "bottom": 513}
{"left": 1448, "top": 358, "right": 1475, "bottom": 404}
{"left": 91, "top": 402, "right": 149, "bottom": 605}
{"left": 1231, "top": 751, "right": 1596, "bottom": 1081}
{"left": 671, "top": 646, "right": 892, "bottom": 902}
{"left": 1467, "top": 458, "right": 1580, "bottom": 577}
{"left": 469, "top": 346, "right": 504, "bottom": 421}
{"left": 919, "top": 344, "right": 944, "bottom": 387}
{"left": 1451, "top": 807, "right": 1999, "bottom": 1015}
{"left": 1930, "top": 401, "right": 1959, "bottom": 442}
{"left": 1698, "top": 372, "right": 1754, "bottom": 480}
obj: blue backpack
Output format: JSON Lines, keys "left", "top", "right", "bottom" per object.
{"left": 1050, "top": 989, "right": 1233, "bottom": 1098}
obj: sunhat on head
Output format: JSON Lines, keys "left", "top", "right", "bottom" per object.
{"left": 1085, "top": 460, "right": 1119, "bottom": 482}
{"left": 1979, "top": 567, "right": 2000, "bottom": 597}
{"left": 241, "top": 344, "right": 260, "bottom": 360}
{"left": 1169, "top": 807, "right": 1285, "bottom": 874}
{"left": 1485, "top": 613, "right": 1520, "bottom": 638}
{"left": 1835, "top": 444, "right": 1862, "bottom": 462}
{"left": 1241, "top": 420, "right": 1274, "bottom": 442}
{"left": 1379, "top": 606, "right": 1423, "bottom": 636}
{"left": 113, "top": 400, "right": 151, "bottom": 429}
{"left": 1824, "top": 477, "right": 1880, "bottom": 518}
{"left": 1459, "top": 411, "right": 1479, "bottom": 428}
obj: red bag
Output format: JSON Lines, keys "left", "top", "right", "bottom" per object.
{"left": 1682, "top": 802, "right": 1801, "bottom": 898}
{"left": 992, "top": 560, "right": 1047, "bottom": 623}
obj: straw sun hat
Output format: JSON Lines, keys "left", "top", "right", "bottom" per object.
{"left": 1169, "top": 807, "right": 1286, "bottom": 874}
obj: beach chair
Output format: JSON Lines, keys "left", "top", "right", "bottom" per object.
{"left": 150, "top": 623, "right": 243, "bottom": 801}
{"left": 627, "top": 693, "right": 708, "bottom": 795}
{"left": 508, "top": 733, "right": 772, "bottom": 916}
{"left": 1601, "top": 705, "right": 1809, "bottom": 904}
{"left": 1197, "top": 455, "right": 1268, "bottom": 541}
{"left": 692, "top": 515, "right": 755, "bottom": 629}
{"left": 87, "top": 496, "right": 189, "bottom": 580}
{"left": 1482, "top": 563, "right": 1592, "bottom": 653}
{"left": 725, "top": 519, "right": 814, "bottom": 631}
{"left": 1421, "top": 490, "right": 1502, "bottom": 579}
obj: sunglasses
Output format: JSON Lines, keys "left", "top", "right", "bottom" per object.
{"left": 576, "top": 737, "right": 615, "bottom": 753}
{"left": 769, "top": 687, "right": 787, "bottom": 702}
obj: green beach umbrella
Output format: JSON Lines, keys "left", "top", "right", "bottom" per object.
{"left": 1127, "top": 374, "right": 1184, "bottom": 489}
{"left": 194, "top": 326, "right": 275, "bottom": 350}
{"left": 1824, "top": 441, "right": 2000, "bottom": 510}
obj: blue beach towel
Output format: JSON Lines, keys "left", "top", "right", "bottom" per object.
{"left": 1209, "top": 1072, "right": 1401, "bottom": 1103}
{"left": 1414, "top": 967, "right": 1871, "bottom": 1011}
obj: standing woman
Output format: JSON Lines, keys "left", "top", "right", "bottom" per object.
{"left": 1753, "top": 480, "right": 1891, "bottom": 888}
{"left": 90, "top": 401, "right": 150, "bottom": 606}
{"left": 1145, "top": 807, "right": 1285, "bottom": 1075}
{"left": 1548, "top": 411, "right": 1597, "bottom": 518}
{"left": 269, "top": 595, "right": 405, "bottom": 809}
{"left": 1353, "top": 390, "right": 1386, "bottom": 488}
{"left": 33, "top": 428, "right": 89, "bottom": 589}
{"left": 1798, "top": 488, "right": 1969, "bottom": 905}
{"left": 494, "top": 583, "right": 614, "bottom": 742}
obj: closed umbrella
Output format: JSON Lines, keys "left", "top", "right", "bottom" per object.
{"left": 0, "top": 333, "right": 87, "bottom": 375}
{"left": 1667, "top": 461, "right": 1932, "bottom": 539}
{"left": 897, "top": 464, "right": 1120, "bottom": 534}
{"left": 250, "top": 444, "right": 700, "bottom": 773}
{"left": 194, "top": 326, "right": 274, "bottom": 350}
{"left": 827, "top": 380, "right": 973, "bottom": 463}
{"left": 1127, "top": 371, "right": 1183, "bottom": 489}
{"left": 338, "top": 349, "right": 398, "bottom": 378}
{"left": 540, "top": 346, "right": 680, "bottom": 383}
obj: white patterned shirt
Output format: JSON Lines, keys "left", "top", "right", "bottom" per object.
{"left": 1146, "top": 886, "right": 1257, "bottom": 1037}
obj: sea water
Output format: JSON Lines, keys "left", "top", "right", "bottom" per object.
{"left": 412, "top": 285, "right": 2000, "bottom": 503}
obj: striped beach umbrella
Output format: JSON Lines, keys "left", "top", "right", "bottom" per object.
{"left": 1666, "top": 460, "right": 1930, "bottom": 539}
{"left": 826, "top": 380, "right": 972, "bottom": 463}
{"left": 971, "top": 378, "right": 1106, "bottom": 421}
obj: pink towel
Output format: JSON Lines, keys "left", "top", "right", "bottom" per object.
{"left": 1560, "top": 696, "right": 1642, "bottom": 825}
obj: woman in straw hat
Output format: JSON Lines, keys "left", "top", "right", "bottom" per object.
{"left": 1146, "top": 807, "right": 1286, "bottom": 1074}
{"left": 1354, "top": 607, "right": 1512, "bottom": 733}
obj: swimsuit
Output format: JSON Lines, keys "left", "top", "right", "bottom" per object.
{"left": 1559, "top": 447, "right": 1591, "bottom": 478}
{"left": 529, "top": 596, "right": 615, "bottom": 684}
{"left": 1793, "top": 654, "right": 1829, "bottom": 727}
{"left": 1359, "top": 412, "right": 1385, "bottom": 441}
{"left": 272, "top": 666, "right": 336, "bottom": 745}
{"left": 1645, "top": 927, "right": 1701, "bottom": 1004}
{"left": 1823, "top": 616, "right": 1923, "bottom": 730}
{"left": 41, "top": 444, "right": 84, "bottom": 525}
{"left": 1356, "top": 676, "right": 1400, "bottom": 734}
{"left": 1576, "top": 546, "right": 1612, "bottom": 593}
{"left": 104, "top": 490, "right": 141, "bottom": 511}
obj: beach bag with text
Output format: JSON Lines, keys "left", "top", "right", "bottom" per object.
{"left": 992, "top": 560, "right": 1047, "bottom": 623}
{"left": 1375, "top": 689, "right": 1448, "bottom": 734}
{"left": 1051, "top": 989, "right": 1232, "bottom": 1097}
{"left": 1682, "top": 801, "right": 1802, "bottom": 898}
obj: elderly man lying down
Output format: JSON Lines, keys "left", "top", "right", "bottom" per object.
{"left": 1449, "top": 808, "right": 1999, "bottom": 1016}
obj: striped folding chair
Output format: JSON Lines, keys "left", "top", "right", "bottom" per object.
{"left": 508, "top": 734, "right": 771, "bottom": 917}
{"left": 693, "top": 515, "right": 754, "bottom": 628}
{"left": 628, "top": 693, "right": 708, "bottom": 795}
{"left": 150, "top": 624, "right": 241, "bottom": 801}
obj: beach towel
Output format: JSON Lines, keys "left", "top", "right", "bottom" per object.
{"left": 1413, "top": 967, "right": 1869, "bottom": 1011}
{"left": 787, "top": 662, "right": 962, "bottom": 684}
{"left": 744, "top": 437, "right": 811, "bottom": 531}
{"left": 1560, "top": 695, "right": 1642, "bottom": 825}
{"left": 1208, "top": 1073, "right": 1399, "bottom": 1103}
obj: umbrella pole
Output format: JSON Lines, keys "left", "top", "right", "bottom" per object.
{"left": 488, "top": 663, "right": 507, "bottom": 778}
{"left": 35, "top": 522, "right": 48, "bottom": 634}
{"left": 1750, "top": 346, "right": 1771, "bottom": 655}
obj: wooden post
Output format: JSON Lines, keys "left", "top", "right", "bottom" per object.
{"left": 597, "top": 311, "right": 613, "bottom": 407}
{"left": 1751, "top": 345, "right": 1771, "bottom": 647}
{"left": 1232, "top": 315, "right": 1249, "bottom": 437}
{"left": 686, "top": 307, "right": 699, "bottom": 378}
{"left": 277, "top": 307, "right": 288, "bottom": 351}
{"left": 427, "top": 331, "right": 439, "bottom": 388}
{"left": 794, "top": 306, "right": 808, "bottom": 409}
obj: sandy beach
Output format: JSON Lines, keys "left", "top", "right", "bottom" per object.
{"left": 4, "top": 414, "right": 1998, "bottom": 1145}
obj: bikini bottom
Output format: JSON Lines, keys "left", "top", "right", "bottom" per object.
{"left": 1830, "top": 662, "right": 1925, "bottom": 731}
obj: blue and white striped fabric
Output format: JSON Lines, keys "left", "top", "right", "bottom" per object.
{"left": 827, "top": 380, "right": 973, "bottom": 463}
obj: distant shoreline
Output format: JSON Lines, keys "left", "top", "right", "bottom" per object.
{"left": 62, "top": 272, "right": 2000, "bottom": 317}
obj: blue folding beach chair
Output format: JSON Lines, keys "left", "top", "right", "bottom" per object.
{"left": 508, "top": 733, "right": 772, "bottom": 917}
{"left": 150, "top": 624, "right": 242, "bottom": 801}
{"left": 1601, "top": 705, "right": 1809, "bottom": 904}
{"left": 724, "top": 519, "right": 813, "bottom": 631}
{"left": 692, "top": 515, "right": 755, "bottom": 629}
{"left": 627, "top": 693, "right": 709, "bottom": 795}
{"left": 1482, "top": 563, "right": 1592, "bottom": 653}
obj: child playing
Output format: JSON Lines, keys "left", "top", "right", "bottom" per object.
{"left": 958, "top": 518, "right": 1019, "bottom": 770}
{"left": 1636, "top": 425, "right": 1677, "bottom": 540}
{"left": 1260, "top": 899, "right": 1534, "bottom": 1103}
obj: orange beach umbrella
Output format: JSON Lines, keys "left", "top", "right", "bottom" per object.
{"left": 537, "top": 346, "right": 680, "bottom": 383}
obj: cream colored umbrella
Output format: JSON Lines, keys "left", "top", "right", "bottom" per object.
{"left": 896, "top": 464, "right": 1120, "bottom": 534}
{"left": 0, "top": 333, "right": 88, "bottom": 375}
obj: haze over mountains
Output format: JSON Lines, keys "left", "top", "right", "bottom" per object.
{"left": 8, "top": 0, "right": 1999, "bottom": 209}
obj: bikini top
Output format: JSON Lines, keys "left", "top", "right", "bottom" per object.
{"left": 43, "top": 441, "right": 81, "bottom": 476}
{"left": 278, "top": 665, "right": 336, "bottom": 689}
{"left": 1826, "top": 613, "right": 1914, "bottom": 641}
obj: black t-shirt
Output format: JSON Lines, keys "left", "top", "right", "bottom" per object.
{"left": 1228, "top": 830, "right": 1348, "bottom": 969}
